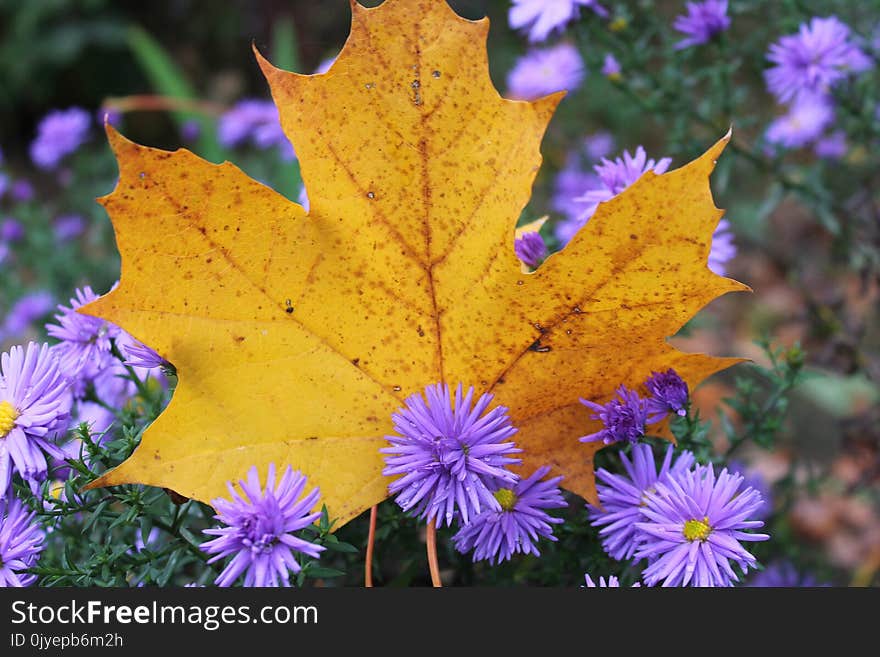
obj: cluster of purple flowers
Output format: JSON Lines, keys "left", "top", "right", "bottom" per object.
{"left": 29, "top": 108, "right": 91, "bottom": 171}
{"left": 764, "top": 16, "right": 872, "bottom": 156}
{"left": 579, "top": 369, "right": 689, "bottom": 445}
{"left": 382, "top": 383, "right": 569, "bottom": 564}
{"left": 45, "top": 286, "right": 167, "bottom": 443}
{"left": 0, "top": 281, "right": 173, "bottom": 587}
{"left": 589, "top": 443, "right": 770, "bottom": 586}
{"left": 554, "top": 145, "right": 736, "bottom": 276}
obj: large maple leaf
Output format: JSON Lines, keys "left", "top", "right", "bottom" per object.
{"left": 83, "top": 0, "right": 747, "bottom": 526}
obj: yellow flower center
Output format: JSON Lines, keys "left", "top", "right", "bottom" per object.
{"left": 683, "top": 517, "right": 712, "bottom": 542}
{"left": 0, "top": 401, "right": 19, "bottom": 438}
{"left": 493, "top": 488, "right": 517, "bottom": 511}
{"left": 607, "top": 72, "right": 622, "bottom": 82}
{"left": 610, "top": 17, "right": 628, "bottom": 32}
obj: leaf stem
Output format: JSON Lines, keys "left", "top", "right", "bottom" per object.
{"left": 365, "top": 504, "right": 377, "bottom": 588}
{"left": 426, "top": 520, "right": 442, "bottom": 588}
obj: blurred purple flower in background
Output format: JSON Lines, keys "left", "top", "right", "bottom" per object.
{"left": 1, "top": 291, "right": 54, "bottom": 342}
{"left": 584, "top": 131, "right": 615, "bottom": 161}
{"left": 0, "top": 174, "right": 8, "bottom": 200}
{"left": 506, "top": 43, "right": 585, "bottom": 101}
{"left": 765, "top": 16, "right": 872, "bottom": 104}
{"left": 180, "top": 120, "right": 201, "bottom": 143}
{"left": 765, "top": 94, "right": 834, "bottom": 149}
{"left": 601, "top": 53, "right": 621, "bottom": 79}
{"left": 0, "top": 494, "right": 46, "bottom": 586}
{"left": 453, "top": 466, "right": 566, "bottom": 564}
{"left": 636, "top": 464, "right": 770, "bottom": 586}
{"left": 52, "top": 214, "right": 86, "bottom": 243}
{"left": 11, "top": 180, "right": 34, "bottom": 203}
{"left": 673, "top": 1, "right": 730, "bottom": 50}
{"left": 813, "top": 131, "right": 847, "bottom": 159}
{"left": 747, "top": 560, "right": 829, "bottom": 587}
{"left": 552, "top": 155, "right": 599, "bottom": 229}
{"left": 514, "top": 231, "right": 548, "bottom": 268}
{"left": 219, "top": 100, "right": 295, "bottom": 161}
{"left": 1, "top": 218, "right": 24, "bottom": 243}
{"left": 509, "top": 0, "right": 607, "bottom": 43}
{"left": 29, "top": 108, "right": 91, "bottom": 170}
{"left": 708, "top": 219, "right": 737, "bottom": 276}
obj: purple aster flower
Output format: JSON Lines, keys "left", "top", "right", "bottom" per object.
{"left": 46, "top": 286, "right": 121, "bottom": 393}
{"left": 590, "top": 443, "right": 695, "bottom": 560}
{"left": 635, "top": 464, "right": 770, "bottom": 587}
{"left": 506, "top": 43, "right": 585, "bottom": 101}
{"left": 515, "top": 231, "right": 548, "bottom": 269}
{"left": 645, "top": 369, "right": 689, "bottom": 423}
{"left": 381, "top": 383, "right": 522, "bottom": 527}
{"left": 814, "top": 130, "right": 847, "bottom": 159}
{"left": 452, "top": 466, "right": 567, "bottom": 564}
{"left": 583, "top": 573, "right": 620, "bottom": 587}
{"left": 727, "top": 460, "right": 773, "bottom": 521}
{"left": 601, "top": 53, "right": 621, "bottom": 79}
{"left": 509, "top": 0, "right": 608, "bottom": 43}
{"left": 765, "top": 16, "right": 872, "bottom": 104}
{"left": 708, "top": 218, "right": 736, "bottom": 276}
{"left": 574, "top": 147, "right": 672, "bottom": 225}
{"left": 584, "top": 131, "right": 615, "bottom": 161}
{"left": 552, "top": 154, "right": 599, "bottom": 227}
{"left": 52, "top": 214, "right": 86, "bottom": 243}
{"left": 579, "top": 385, "right": 649, "bottom": 445}
{"left": 0, "top": 494, "right": 45, "bottom": 586}
{"left": 1, "top": 291, "right": 54, "bottom": 342}
{"left": 747, "top": 560, "right": 829, "bottom": 587}
{"left": 1, "top": 218, "right": 24, "bottom": 243}
{"left": 29, "top": 108, "right": 91, "bottom": 170}
{"left": 0, "top": 174, "right": 8, "bottom": 200}
{"left": 10, "top": 180, "right": 34, "bottom": 203}
{"left": 565, "top": 146, "right": 736, "bottom": 271}
{"left": 765, "top": 94, "right": 834, "bottom": 149}
{"left": 123, "top": 340, "right": 168, "bottom": 370}
{"left": 582, "top": 572, "right": 642, "bottom": 587}
{"left": 219, "top": 100, "right": 295, "bottom": 161}
{"left": 672, "top": 1, "right": 730, "bottom": 50}
{"left": 0, "top": 343, "right": 72, "bottom": 494}
{"left": 200, "top": 463, "right": 325, "bottom": 587}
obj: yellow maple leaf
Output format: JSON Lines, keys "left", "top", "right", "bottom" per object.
{"left": 82, "top": 0, "right": 746, "bottom": 526}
